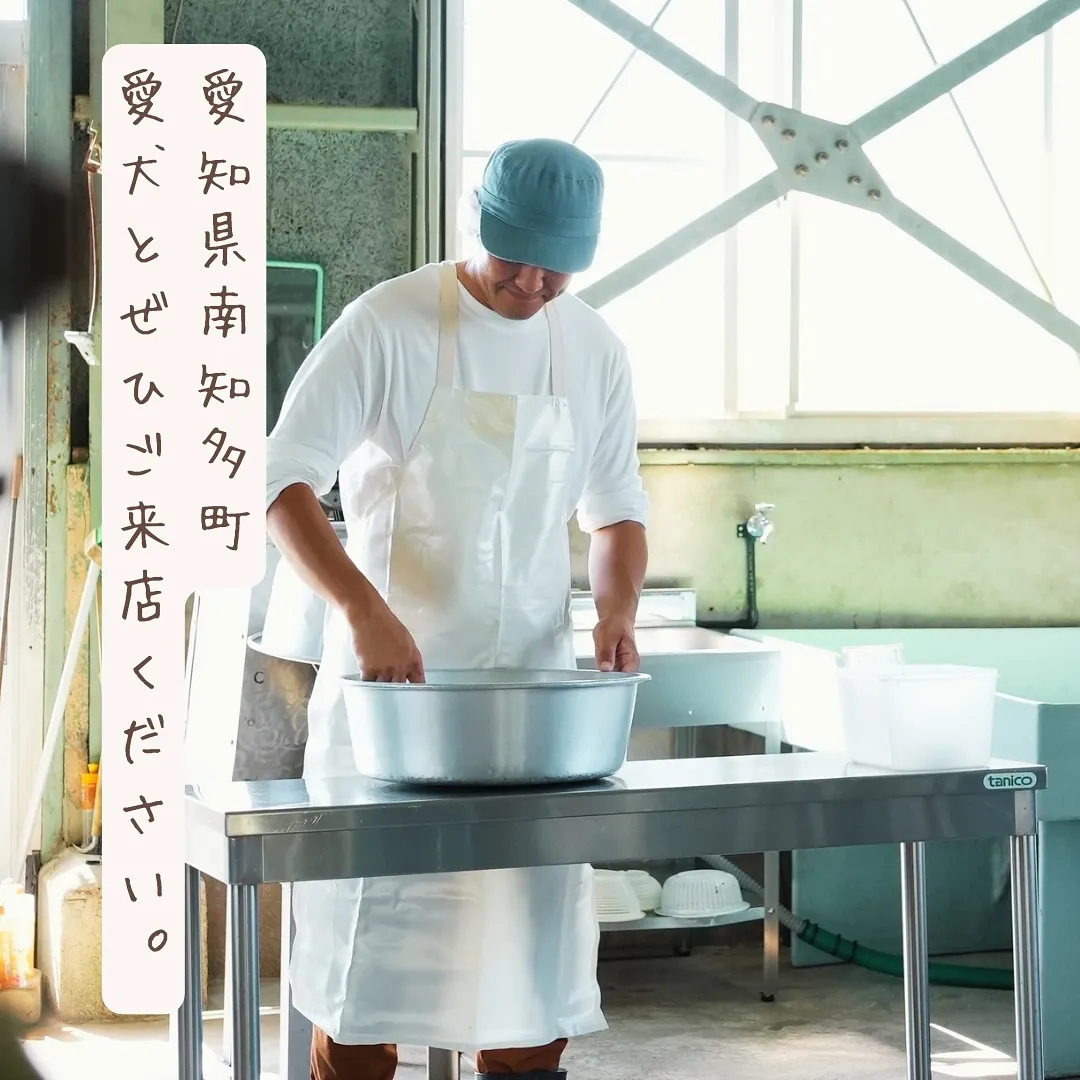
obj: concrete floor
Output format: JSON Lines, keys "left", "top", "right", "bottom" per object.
{"left": 20, "top": 945, "right": 1020, "bottom": 1080}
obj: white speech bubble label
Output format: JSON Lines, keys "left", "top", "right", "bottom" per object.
{"left": 101, "top": 42, "right": 266, "bottom": 1016}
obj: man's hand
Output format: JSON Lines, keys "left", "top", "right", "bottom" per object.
{"left": 348, "top": 600, "right": 426, "bottom": 683}
{"left": 593, "top": 614, "right": 640, "bottom": 673}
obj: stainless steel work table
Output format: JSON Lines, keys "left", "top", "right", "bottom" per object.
{"left": 179, "top": 753, "right": 1047, "bottom": 1080}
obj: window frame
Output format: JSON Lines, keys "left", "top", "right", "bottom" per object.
{"left": 441, "top": 0, "right": 1080, "bottom": 449}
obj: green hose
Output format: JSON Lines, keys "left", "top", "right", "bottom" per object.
{"left": 797, "top": 921, "right": 1013, "bottom": 991}
{"left": 700, "top": 854, "right": 1014, "bottom": 991}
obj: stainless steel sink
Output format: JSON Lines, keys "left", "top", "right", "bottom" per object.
{"left": 574, "top": 625, "right": 782, "bottom": 732}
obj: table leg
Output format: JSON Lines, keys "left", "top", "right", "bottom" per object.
{"left": 230, "top": 883, "right": 262, "bottom": 1080}
{"left": 761, "top": 717, "right": 782, "bottom": 1002}
{"left": 900, "top": 842, "right": 932, "bottom": 1080}
{"left": 1010, "top": 832, "right": 1044, "bottom": 1080}
{"left": 176, "top": 864, "right": 204, "bottom": 1080}
{"left": 280, "top": 884, "right": 314, "bottom": 1080}
{"left": 428, "top": 1048, "right": 460, "bottom": 1080}
{"left": 222, "top": 889, "right": 233, "bottom": 1066}
{"left": 762, "top": 850, "right": 780, "bottom": 1002}
{"left": 673, "top": 726, "right": 696, "bottom": 957}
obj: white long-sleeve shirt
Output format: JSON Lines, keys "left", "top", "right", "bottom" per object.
{"left": 266, "top": 262, "right": 649, "bottom": 534}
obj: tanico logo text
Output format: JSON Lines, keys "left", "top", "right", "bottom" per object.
{"left": 982, "top": 772, "right": 1037, "bottom": 791}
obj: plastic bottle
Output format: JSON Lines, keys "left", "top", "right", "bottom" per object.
{"left": 7, "top": 890, "right": 33, "bottom": 987}
{"left": 0, "top": 904, "right": 11, "bottom": 989}
{"left": 0, "top": 884, "right": 33, "bottom": 988}
{"left": 81, "top": 763, "right": 99, "bottom": 847}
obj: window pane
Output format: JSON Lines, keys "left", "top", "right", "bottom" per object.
{"left": 866, "top": 38, "right": 1048, "bottom": 294}
{"left": 575, "top": 159, "right": 728, "bottom": 288}
{"left": 803, "top": 0, "right": 926, "bottom": 121}
{"left": 898, "top": 0, "right": 1045, "bottom": 68}
{"left": 736, "top": 181, "right": 792, "bottom": 415}
{"left": 1052, "top": 15, "right": 1080, "bottom": 324}
{"left": 797, "top": 0, "right": 1075, "bottom": 413}
{"left": 801, "top": 0, "right": 1039, "bottom": 122}
{"left": 626, "top": 0, "right": 726, "bottom": 74}
{"left": 463, "top": 0, "right": 667, "bottom": 150}
{"left": 600, "top": 234, "right": 726, "bottom": 421}
{"left": 736, "top": 0, "right": 791, "bottom": 108}
{"left": 796, "top": 198, "right": 1080, "bottom": 412}
{"left": 463, "top": 0, "right": 734, "bottom": 160}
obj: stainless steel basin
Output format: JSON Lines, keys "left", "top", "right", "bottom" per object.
{"left": 341, "top": 668, "right": 651, "bottom": 787}
{"left": 575, "top": 626, "right": 782, "bottom": 732}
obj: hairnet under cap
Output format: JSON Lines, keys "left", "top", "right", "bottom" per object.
{"left": 477, "top": 139, "right": 604, "bottom": 274}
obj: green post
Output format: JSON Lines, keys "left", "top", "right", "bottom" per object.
{"left": 26, "top": 0, "right": 73, "bottom": 860}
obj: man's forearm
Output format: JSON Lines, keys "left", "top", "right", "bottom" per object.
{"left": 265, "top": 482, "right": 384, "bottom": 623}
{"left": 588, "top": 520, "right": 648, "bottom": 622}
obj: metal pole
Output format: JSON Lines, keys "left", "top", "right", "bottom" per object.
{"left": 425, "top": 0, "right": 445, "bottom": 262}
{"left": 1011, "top": 831, "right": 1044, "bottom": 1080}
{"left": 428, "top": 1048, "right": 460, "bottom": 1080}
{"left": 176, "top": 864, "right": 204, "bottom": 1080}
{"left": 441, "top": 0, "right": 465, "bottom": 262}
{"left": 412, "top": 0, "right": 429, "bottom": 269}
{"left": 787, "top": 0, "right": 803, "bottom": 413}
{"left": 722, "top": 0, "right": 740, "bottom": 415}
{"left": 13, "top": 557, "right": 99, "bottom": 879}
{"left": 762, "top": 716, "right": 782, "bottom": 1002}
{"left": 279, "top": 884, "right": 314, "bottom": 1080}
{"left": 230, "top": 883, "right": 262, "bottom": 1080}
{"left": 900, "top": 842, "right": 932, "bottom": 1080}
{"left": 222, "top": 892, "right": 233, "bottom": 1066}
{"left": 672, "top": 726, "right": 696, "bottom": 957}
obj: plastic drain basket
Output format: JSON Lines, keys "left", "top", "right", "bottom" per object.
{"left": 659, "top": 869, "right": 749, "bottom": 919}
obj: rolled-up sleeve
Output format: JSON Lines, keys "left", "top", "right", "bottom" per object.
{"left": 266, "top": 301, "right": 380, "bottom": 510}
{"left": 576, "top": 347, "right": 649, "bottom": 534}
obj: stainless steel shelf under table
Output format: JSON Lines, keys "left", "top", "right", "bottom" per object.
{"left": 178, "top": 753, "right": 1046, "bottom": 1080}
{"left": 600, "top": 907, "right": 766, "bottom": 933}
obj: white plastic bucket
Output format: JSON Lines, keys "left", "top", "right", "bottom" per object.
{"left": 838, "top": 663, "right": 998, "bottom": 771}
{"left": 260, "top": 522, "right": 347, "bottom": 661}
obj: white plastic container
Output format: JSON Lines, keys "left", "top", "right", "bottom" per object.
{"left": 0, "top": 884, "right": 34, "bottom": 989}
{"left": 593, "top": 869, "right": 644, "bottom": 923}
{"left": 659, "top": 869, "right": 749, "bottom": 919}
{"left": 623, "top": 870, "right": 663, "bottom": 913}
{"left": 259, "top": 522, "right": 347, "bottom": 663}
{"left": 840, "top": 644, "right": 905, "bottom": 674}
{"left": 838, "top": 663, "right": 998, "bottom": 771}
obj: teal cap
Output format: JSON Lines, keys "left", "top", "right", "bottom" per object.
{"left": 478, "top": 138, "right": 605, "bottom": 275}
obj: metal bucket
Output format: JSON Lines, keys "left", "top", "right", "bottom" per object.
{"left": 340, "top": 668, "right": 651, "bottom": 787}
{"left": 259, "top": 521, "right": 347, "bottom": 662}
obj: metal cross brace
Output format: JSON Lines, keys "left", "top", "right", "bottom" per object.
{"left": 569, "top": 0, "right": 1080, "bottom": 354}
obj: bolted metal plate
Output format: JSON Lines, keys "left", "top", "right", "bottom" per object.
{"left": 752, "top": 102, "right": 890, "bottom": 210}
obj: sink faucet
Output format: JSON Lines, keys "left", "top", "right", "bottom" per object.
{"left": 744, "top": 503, "right": 775, "bottom": 545}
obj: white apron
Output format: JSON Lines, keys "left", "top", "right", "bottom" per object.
{"left": 289, "top": 262, "right": 606, "bottom": 1054}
